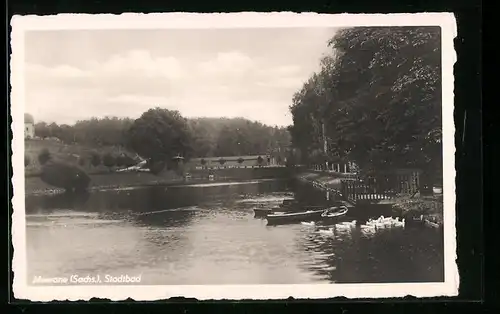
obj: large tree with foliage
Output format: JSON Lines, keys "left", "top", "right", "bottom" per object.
{"left": 290, "top": 26, "right": 442, "bottom": 185}
{"left": 126, "top": 108, "right": 194, "bottom": 167}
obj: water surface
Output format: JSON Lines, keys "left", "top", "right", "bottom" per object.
{"left": 26, "top": 179, "right": 444, "bottom": 285}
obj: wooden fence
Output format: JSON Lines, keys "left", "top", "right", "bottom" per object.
{"left": 340, "top": 180, "right": 396, "bottom": 203}
{"left": 340, "top": 170, "right": 420, "bottom": 204}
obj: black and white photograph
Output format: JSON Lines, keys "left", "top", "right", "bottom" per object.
{"left": 11, "top": 13, "right": 458, "bottom": 300}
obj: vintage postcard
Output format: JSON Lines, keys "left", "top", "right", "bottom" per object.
{"left": 10, "top": 12, "right": 458, "bottom": 301}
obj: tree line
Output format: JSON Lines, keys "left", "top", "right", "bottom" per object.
{"left": 33, "top": 111, "right": 291, "bottom": 163}
{"left": 288, "top": 26, "right": 443, "bottom": 185}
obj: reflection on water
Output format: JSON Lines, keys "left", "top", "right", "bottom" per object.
{"left": 25, "top": 179, "right": 444, "bottom": 285}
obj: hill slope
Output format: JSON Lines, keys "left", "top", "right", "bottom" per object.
{"left": 24, "top": 139, "right": 137, "bottom": 176}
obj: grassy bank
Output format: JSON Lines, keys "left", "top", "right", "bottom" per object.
{"left": 25, "top": 166, "right": 292, "bottom": 195}
{"left": 25, "top": 138, "right": 135, "bottom": 176}
{"left": 25, "top": 171, "right": 183, "bottom": 195}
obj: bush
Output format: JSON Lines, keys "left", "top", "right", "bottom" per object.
{"left": 218, "top": 158, "right": 226, "bottom": 165}
{"left": 102, "top": 153, "right": 116, "bottom": 171}
{"left": 115, "top": 155, "right": 125, "bottom": 167}
{"left": 114, "top": 154, "right": 135, "bottom": 168}
{"left": 122, "top": 155, "right": 137, "bottom": 167}
{"left": 90, "top": 152, "right": 101, "bottom": 167}
{"left": 40, "top": 161, "right": 91, "bottom": 192}
{"left": 38, "top": 149, "right": 51, "bottom": 165}
{"left": 78, "top": 157, "right": 86, "bottom": 166}
{"left": 147, "top": 160, "right": 165, "bottom": 175}
{"left": 25, "top": 155, "right": 30, "bottom": 167}
{"left": 257, "top": 156, "right": 264, "bottom": 165}
{"left": 237, "top": 157, "right": 244, "bottom": 164}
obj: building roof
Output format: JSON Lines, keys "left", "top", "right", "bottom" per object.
{"left": 24, "top": 113, "right": 34, "bottom": 124}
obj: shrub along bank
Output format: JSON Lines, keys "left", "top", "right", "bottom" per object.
{"left": 392, "top": 194, "right": 444, "bottom": 227}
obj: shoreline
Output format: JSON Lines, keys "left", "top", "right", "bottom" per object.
{"left": 392, "top": 195, "right": 444, "bottom": 228}
{"left": 296, "top": 171, "right": 444, "bottom": 227}
{"left": 24, "top": 172, "right": 286, "bottom": 197}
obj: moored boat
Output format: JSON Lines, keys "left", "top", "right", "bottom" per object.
{"left": 319, "top": 206, "right": 349, "bottom": 223}
{"left": 266, "top": 209, "right": 326, "bottom": 225}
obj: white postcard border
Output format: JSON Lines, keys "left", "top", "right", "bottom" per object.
{"left": 10, "top": 12, "right": 458, "bottom": 301}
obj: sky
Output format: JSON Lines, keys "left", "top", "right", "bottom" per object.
{"left": 24, "top": 28, "right": 337, "bottom": 127}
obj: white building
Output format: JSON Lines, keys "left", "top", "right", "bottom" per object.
{"left": 25, "top": 113, "right": 35, "bottom": 139}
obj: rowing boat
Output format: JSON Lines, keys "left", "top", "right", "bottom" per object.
{"left": 320, "top": 206, "right": 349, "bottom": 223}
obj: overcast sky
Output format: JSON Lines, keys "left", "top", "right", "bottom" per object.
{"left": 24, "top": 28, "right": 337, "bottom": 127}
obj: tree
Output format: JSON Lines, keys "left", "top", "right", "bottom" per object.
{"left": 218, "top": 158, "right": 226, "bottom": 166}
{"left": 38, "top": 149, "right": 51, "bottom": 165}
{"left": 72, "top": 117, "right": 134, "bottom": 147}
{"left": 90, "top": 152, "right": 101, "bottom": 167}
{"left": 325, "top": 27, "right": 441, "bottom": 173}
{"left": 34, "top": 122, "right": 50, "bottom": 139}
{"left": 289, "top": 26, "right": 442, "bottom": 185}
{"left": 237, "top": 157, "right": 244, "bottom": 165}
{"left": 257, "top": 156, "right": 264, "bottom": 166}
{"left": 25, "top": 155, "right": 30, "bottom": 167}
{"left": 126, "top": 108, "right": 194, "bottom": 163}
{"left": 102, "top": 153, "right": 116, "bottom": 171}
{"left": 57, "top": 124, "right": 75, "bottom": 144}
{"left": 200, "top": 158, "right": 207, "bottom": 168}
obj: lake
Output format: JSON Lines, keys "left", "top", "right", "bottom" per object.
{"left": 25, "top": 179, "right": 444, "bottom": 285}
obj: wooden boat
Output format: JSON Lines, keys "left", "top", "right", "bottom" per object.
{"left": 320, "top": 206, "right": 349, "bottom": 222}
{"left": 266, "top": 209, "right": 326, "bottom": 225}
{"left": 253, "top": 205, "right": 301, "bottom": 218}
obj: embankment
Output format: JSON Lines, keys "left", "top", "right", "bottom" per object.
{"left": 25, "top": 166, "right": 292, "bottom": 195}
{"left": 392, "top": 195, "right": 444, "bottom": 227}
{"left": 24, "top": 138, "right": 134, "bottom": 177}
